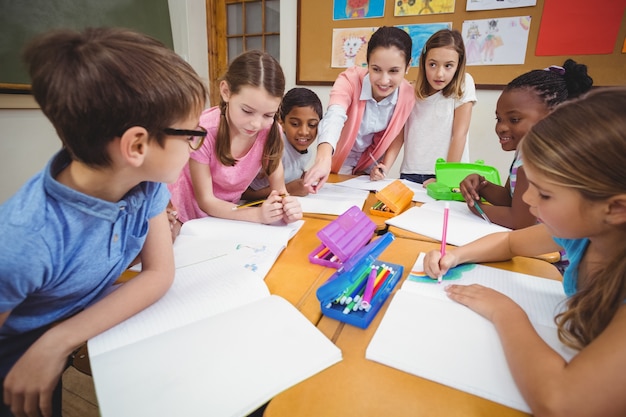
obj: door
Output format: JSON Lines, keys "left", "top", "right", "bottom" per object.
{"left": 206, "top": 0, "right": 280, "bottom": 106}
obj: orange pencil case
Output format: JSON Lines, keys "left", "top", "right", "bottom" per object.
{"left": 368, "top": 180, "right": 413, "bottom": 218}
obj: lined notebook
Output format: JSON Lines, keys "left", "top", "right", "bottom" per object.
{"left": 366, "top": 253, "right": 576, "bottom": 413}
{"left": 90, "top": 218, "right": 341, "bottom": 417}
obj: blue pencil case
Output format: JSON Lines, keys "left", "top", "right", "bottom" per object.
{"left": 316, "top": 232, "right": 403, "bottom": 329}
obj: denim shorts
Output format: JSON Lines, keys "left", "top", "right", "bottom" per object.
{"left": 400, "top": 173, "right": 436, "bottom": 184}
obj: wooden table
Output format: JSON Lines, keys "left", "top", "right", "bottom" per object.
{"left": 264, "top": 217, "right": 334, "bottom": 324}
{"left": 264, "top": 237, "right": 562, "bottom": 417}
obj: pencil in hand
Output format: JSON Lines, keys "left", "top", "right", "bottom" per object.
{"left": 368, "top": 152, "right": 386, "bottom": 177}
{"left": 473, "top": 201, "right": 492, "bottom": 224}
{"left": 232, "top": 193, "right": 287, "bottom": 210}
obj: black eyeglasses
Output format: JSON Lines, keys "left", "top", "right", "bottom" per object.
{"left": 163, "top": 126, "right": 207, "bottom": 150}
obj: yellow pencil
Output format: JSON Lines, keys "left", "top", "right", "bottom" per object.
{"left": 232, "top": 194, "right": 287, "bottom": 210}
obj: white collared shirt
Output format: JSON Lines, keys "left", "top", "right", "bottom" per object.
{"left": 318, "top": 74, "right": 399, "bottom": 173}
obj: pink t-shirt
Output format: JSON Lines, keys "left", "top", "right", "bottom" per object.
{"left": 168, "top": 106, "right": 269, "bottom": 222}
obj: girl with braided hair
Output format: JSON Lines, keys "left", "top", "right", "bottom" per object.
{"left": 168, "top": 50, "right": 303, "bottom": 225}
{"left": 459, "top": 59, "right": 593, "bottom": 230}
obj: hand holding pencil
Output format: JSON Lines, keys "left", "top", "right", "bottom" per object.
{"left": 233, "top": 190, "right": 303, "bottom": 224}
{"left": 368, "top": 153, "right": 387, "bottom": 181}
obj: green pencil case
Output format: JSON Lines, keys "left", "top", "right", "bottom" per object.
{"left": 426, "top": 158, "right": 501, "bottom": 201}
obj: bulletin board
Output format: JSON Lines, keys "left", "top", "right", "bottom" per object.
{"left": 297, "top": 0, "right": 626, "bottom": 87}
{"left": 0, "top": 0, "right": 174, "bottom": 93}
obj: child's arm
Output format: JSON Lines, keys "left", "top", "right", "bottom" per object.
{"left": 189, "top": 159, "right": 283, "bottom": 224}
{"left": 241, "top": 185, "right": 271, "bottom": 201}
{"left": 423, "top": 223, "right": 561, "bottom": 278}
{"left": 461, "top": 174, "right": 512, "bottom": 206}
{"left": 242, "top": 179, "right": 309, "bottom": 200}
{"left": 303, "top": 142, "right": 333, "bottom": 192}
{"left": 370, "top": 129, "right": 404, "bottom": 181}
{"left": 462, "top": 168, "right": 536, "bottom": 230}
{"left": 445, "top": 275, "right": 626, "bottom": 416}
{"left": 478, "top": 167, "right": 535, "bottom": 229}
{"left": 446, "top": 102, "right": 473, "bottom": 162}
{"left": 2, "top": 212, "right": 175, "bottom": 417}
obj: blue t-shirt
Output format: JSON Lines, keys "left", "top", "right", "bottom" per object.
{"left": 553, "top": 237, "right": 589, "bottom": 297}
{"left": 0, "top": 150, "right": 170, "bottom": 377}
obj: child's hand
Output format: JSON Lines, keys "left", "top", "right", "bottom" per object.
{"left": 281, "top": 194, "right": 303, "bottom": 224}
{"left": 3, "top": 333, "right": 69, "bottom": 417}
{"left": 369, "top": 163, "right": 388, "bottom": 181}
{"left": 445, "top": 284, "right": 523, "bottom": 323}
{"left": 286, "top": 179, "right": 309, "bottom": 197}
{"left": 423, "top": 249, "right": 459, "bottom": 279}
{"left": 259, "top": 191, "right": 286, "bottom": 224}
{"left": 422, "top": 178, "right": 436, "bottom": 187}
{"left": 459, "top": 174, "right": 487, "bottom": 205}
{"left": 166, "top": 203, "right": 181, "bottom": 242}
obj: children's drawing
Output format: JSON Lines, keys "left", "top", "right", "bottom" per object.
{"left": 408, "top": 263, "right": 476, "bottom": 283}
{"left": 466, "top": 0, "right": 536, "bottom": 11}
{"left": 465, "top": 22, "right": 482, "bottom": 64}
{"left": 482, "top": 19, "right": 502, "bottom": 63}
{"left": 462, "top": 16, "right": 531, "bottom": 65}
{"left": 333, "top": 0, "right": 385, "bottom": 20}
{"left": 342, "top": 35, "right": 368, "bottom": 67}
{"left": 236, "top": 243, "right": 267, "bottom": 253}
{"left": 244, "top": 263, "right": 259, "bottom": 272}
{"left": 331, "top": 27, "right": 377, "bottom": 68}
{"left": 394, "top": 0, "right": 455, "bottom": 16}
{"left": 396, "top": 23, "right": 452, "bottom": 67}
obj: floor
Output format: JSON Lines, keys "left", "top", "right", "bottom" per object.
{"left": 62, "top": 367, "right": 99, "bottom": 417}
{"left": 61, "top": 365, "right": 269, "bottom": 417}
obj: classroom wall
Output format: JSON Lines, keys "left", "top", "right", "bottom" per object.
{"left": 0, "top": 0, "right": 510, "bottom": 203}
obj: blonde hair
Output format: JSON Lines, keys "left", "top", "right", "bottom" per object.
{"left": 520, "top": 87, "right": 626, "bottom": 349}
{"left": 415, "top": 29, "right": 466, "bottom": 100}
{"left": 216, "top": 50, "right": 284, "bottom": 176}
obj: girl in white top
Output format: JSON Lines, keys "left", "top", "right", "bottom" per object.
{"left": 374, "top": 29, "right": 476, "bottom": 184}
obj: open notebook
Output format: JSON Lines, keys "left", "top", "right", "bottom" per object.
{"left": 89, "top": 217, "right": 341, "bottom": 417}
{"left": 333, "top": 175, "right": 436, "bottom": 203}
{"left": 366, "top": 253, "right": 576, "bottom": 413}
{"left": 295, "top": 182, "right": 370, "bottom": 215}
{"left": 385, "top": 200, "right": 511, "bottom": 245}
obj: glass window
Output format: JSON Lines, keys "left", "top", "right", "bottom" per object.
{"left": 226, "top": 3, "right": 243, "bottom": 35}
{"left": 265, "top": 0, "right": 280, "bottom": 32}
{"left": 246, "top": 2, "right": 263, "bottom": 34}
{"left": 225, "top": 0, "right": 280, "bottom": 62}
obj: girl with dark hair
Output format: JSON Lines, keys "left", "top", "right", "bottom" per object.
{"left": 460, "top": 59, "right": 593, "bottom": 230}
{"left": 303, "top": 26, "right": 415, "bottom": 189}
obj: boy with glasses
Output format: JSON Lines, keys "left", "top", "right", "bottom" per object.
{"left": 0, "top": 27, "right": 207, "bottom": 417}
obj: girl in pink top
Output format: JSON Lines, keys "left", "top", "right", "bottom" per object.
{"left": 169, "top": 50, "right": 303, "bottom": 225}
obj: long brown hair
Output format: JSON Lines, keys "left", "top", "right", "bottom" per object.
{"left": 216, "top": 50, "right": 284, "bottom": 176}
{"left": 415, "top": 29, "right": 466, "bottom": 100}
{"left": 520, "top": 87, "right": 626, "bottom": 349}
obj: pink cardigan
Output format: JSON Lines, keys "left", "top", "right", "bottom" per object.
{"left": 330, "top": 67, "right": 415, "bottom": 173}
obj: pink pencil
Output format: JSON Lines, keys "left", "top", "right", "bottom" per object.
{"left": 439, "top": 202, "right": 450, "bottom": 283}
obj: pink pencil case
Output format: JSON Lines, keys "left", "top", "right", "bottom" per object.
{"left": 308, "top": 205, "right": 376, "bottom": 268}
